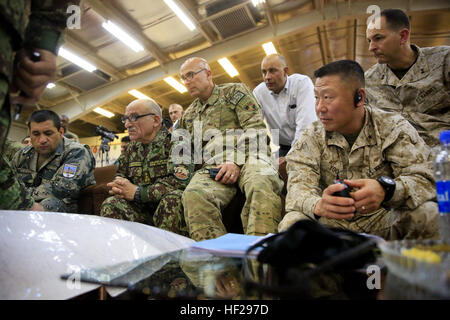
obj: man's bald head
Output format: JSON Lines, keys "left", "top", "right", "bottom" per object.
{"left": 180, "top": 57, "right": 214, "bottom": 102}
{"left": 261, "top": 54, "right": 287, "bottom": 69}
{"left": 180, "top": 57, "right": 210, "bottom": 72}
{"left": 261, "top": 54, "right": 289, "bottom": 94}
{"left": 127, "top": 99, "right": 162, "bottom": 119}
{"left": 124, "top": 99, "right": 162, "bottom": 143}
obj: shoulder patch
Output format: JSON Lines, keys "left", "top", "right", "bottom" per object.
{"left": 62, "top": 164, "right": 77, "bottom": 178}
{"left": 173, "top": 165, "right": 190, "bottom": 181}
{"left": 229, "top": 90, "right": 246, "bottom": 106}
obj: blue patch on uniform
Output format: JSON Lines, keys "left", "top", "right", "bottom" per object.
{"left": 62, "top": 164, "right": 77, "bottom": 178}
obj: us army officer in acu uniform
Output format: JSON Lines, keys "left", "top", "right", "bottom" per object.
{"left": 100, "top": 99, "right": 192, "bottom": 236}
{"left": 177, "top": 57, "right": 283, "bottom": 241}
{"left": 12, "top": 110, "right": 96, "bottom": 213}
{"left": 279, "top": 60, "right": 438, "bottom": 240}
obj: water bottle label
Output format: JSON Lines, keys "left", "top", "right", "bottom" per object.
{"left": 436, "top": 180, "right": 450, "bottom": 213}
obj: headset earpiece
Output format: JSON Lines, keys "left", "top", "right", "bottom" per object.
{"left": 354, "top": 90, "right": 362, "bottom": 107}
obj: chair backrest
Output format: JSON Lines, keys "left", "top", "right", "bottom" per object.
{"left": 94, "top": 165, "right": 117, "bottom": 184}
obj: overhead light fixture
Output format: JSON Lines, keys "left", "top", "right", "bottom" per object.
{"left": 58, "top": 47, "right": 96, "bottom": 72}
{"left": 46, "top": 82, "right": 56, "bottom": 89}
{"left": 164, "top": 0, "right": 196, "bottom": 31}
{"left": 164, "top": 77, "right": 187, "bottom": 93}
{"left": 262, "top": 42, "right": 277, "bottom": 55}
{"left": 218, "top": 58, "right": 239, "bottom": 78}
{"left": 93, "top": 107, "right": 114, "bottom": 118}
{"left": 102, "top": 20, "right": 144, "bottom": 53}
{"left": 128, "top": 89, "right": 152, "bottom": 100}
{"left": 252, "top": 0, "right": 266, "bottom": 6}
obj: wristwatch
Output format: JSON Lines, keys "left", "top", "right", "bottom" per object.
{"left": 134, "top": 186, "right": 141, "bottom": 202}
{"left": 376, "top": 176, "right": 396, "bottom": 203}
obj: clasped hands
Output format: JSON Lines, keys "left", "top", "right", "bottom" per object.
{"left": 314, "top": 179, "right": 386, "bottom": 220}
{"left": 107, "top": 177, "right": 138, "bottom": 201}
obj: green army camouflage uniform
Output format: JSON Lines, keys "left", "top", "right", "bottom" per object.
{"left": 0, "top": 0, "right": 79, "bottom": 209}
{"left": 279, "top": 105, "right": 439, "bottom": 240}
{"left": 12, "top": 136, "right": 96, "bottom": 213}
{"left": 178, "top": 83, "right": 283, "bottom": 241}
{"left": 100, "top": 127, "right": 192, "bottom": 237}
{"left": 4, "top": 138, "right": 23, "bottom": 161}
{"left": 365, "top": 45, "right": 450, "bottom": 147}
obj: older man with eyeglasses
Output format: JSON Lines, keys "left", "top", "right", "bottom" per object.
{"left": 99, "top": 99, "right": 193, "bottom": 236}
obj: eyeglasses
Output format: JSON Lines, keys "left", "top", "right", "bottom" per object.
{"left": 180, "top": 68, "right": 206, "bottom": 83}
{"left": 121, "top": 113, "right": 155, "bottom": 123}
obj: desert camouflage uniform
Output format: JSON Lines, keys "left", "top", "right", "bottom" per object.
{"left": 178, "top": 83, "right": 283, "bottom": 241}
{"left": 365, "top": 45, "right": 450, "bottom": 147}
{"left": 279, "top": 105, "right": 439, "bottom": 240}
{"left": 0, "top": 0, "right": 79, "bottom": 209}
{"left": 12, "top": 137, "right": 96, "bottom": 213}
{"left": 100, "top": 127, "right": 192, "bottom": 237}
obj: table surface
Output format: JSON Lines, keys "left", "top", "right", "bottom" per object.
{"left": 0, "top": 210, "right": 194, "bottom": 300}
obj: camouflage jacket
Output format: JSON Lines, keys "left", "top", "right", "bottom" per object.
{"left": 4, "top": 138, "right": 24, "bottom": 161}
{"left": 365, "top": 44, "right": 450, "bottom": 147}
{"left": 285, "top": 105, "right": 436, "bottom": 221}
{"left": 177, "top": 83, "right": 271, "bottom": 168}
{"left": 117, "top": 127, "right": 192, "bottom": 204}
{"left": 0, "top": 0, "right": 79, "bottom": 83}
{"left": 12, "top": 136, "right": 96, "bottom": 212}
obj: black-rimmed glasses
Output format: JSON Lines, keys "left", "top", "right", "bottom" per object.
{"left": 180, "top": 68, "right": 206, "bottom": 83}
{"left": 121, "top": 113, "right": 155, "bottom": 123}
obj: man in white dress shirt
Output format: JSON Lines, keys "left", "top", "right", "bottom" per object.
{"left": 253, "top": 54, "right": 316, "bottom": 164}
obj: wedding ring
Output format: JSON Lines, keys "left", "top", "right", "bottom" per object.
{"left": 362, "top": 206, "right": 366, "bottom": 211}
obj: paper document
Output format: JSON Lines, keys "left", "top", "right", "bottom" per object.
{"left": 190, "top": 233, "right": 274, "bottom": 258}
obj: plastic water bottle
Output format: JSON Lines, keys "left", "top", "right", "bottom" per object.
{"left": 434, "top": 130, "right": 450, "bottom": 242}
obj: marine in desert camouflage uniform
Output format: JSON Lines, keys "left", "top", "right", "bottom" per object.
{"left": 279, "top": 60, "right": 438, "bottom": 240}
{"left": 0, "top": 0, "right": 79, "bottom": 210}
{"left": 365, "top": 8, "right": 450, "bottom": 148}
{"left": 100, "top": 99, "right": 192, "bottom": 237}
{"left": 177, "top": 57, "right": 283, "bottom": 241}
{"left": 12, "top": 110, "right": 95, "bottom": 213}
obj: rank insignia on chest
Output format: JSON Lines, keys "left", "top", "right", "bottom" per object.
{"left": 144, "top": 172, "right": 151, "bottom": 183}
{"left": 173, "top": 165, "right": 189, "bottom": 180}
{"left": 62, "top": 164, "right": 77, "bottom": 178}
{"left": 229, "top": 90, "right": 245, "bottom": 106}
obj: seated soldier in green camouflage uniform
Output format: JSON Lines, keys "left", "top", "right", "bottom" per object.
{"left": 100, "top": 99, "right": 192, "bottom": 237}
{"left": 177, "top": 57, "right": 283, "bottom": 241}
{"left": 279, "top": 60, "right": 438, "bottom": 240}
{"left": 12, "top": 110, "right": 96, "bottom": 213}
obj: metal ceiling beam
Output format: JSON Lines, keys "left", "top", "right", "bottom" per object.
{"left": 52, "top": 0, "right": 450, "bottom": 121}
{"left": 179, "top": 0, "right": 216, "bottom": 43}
{"left": 85, "top": 0, "right": 170, "bottom": 66}
{"left": 65, "top": 33, "right": 126, "bottom": 80}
